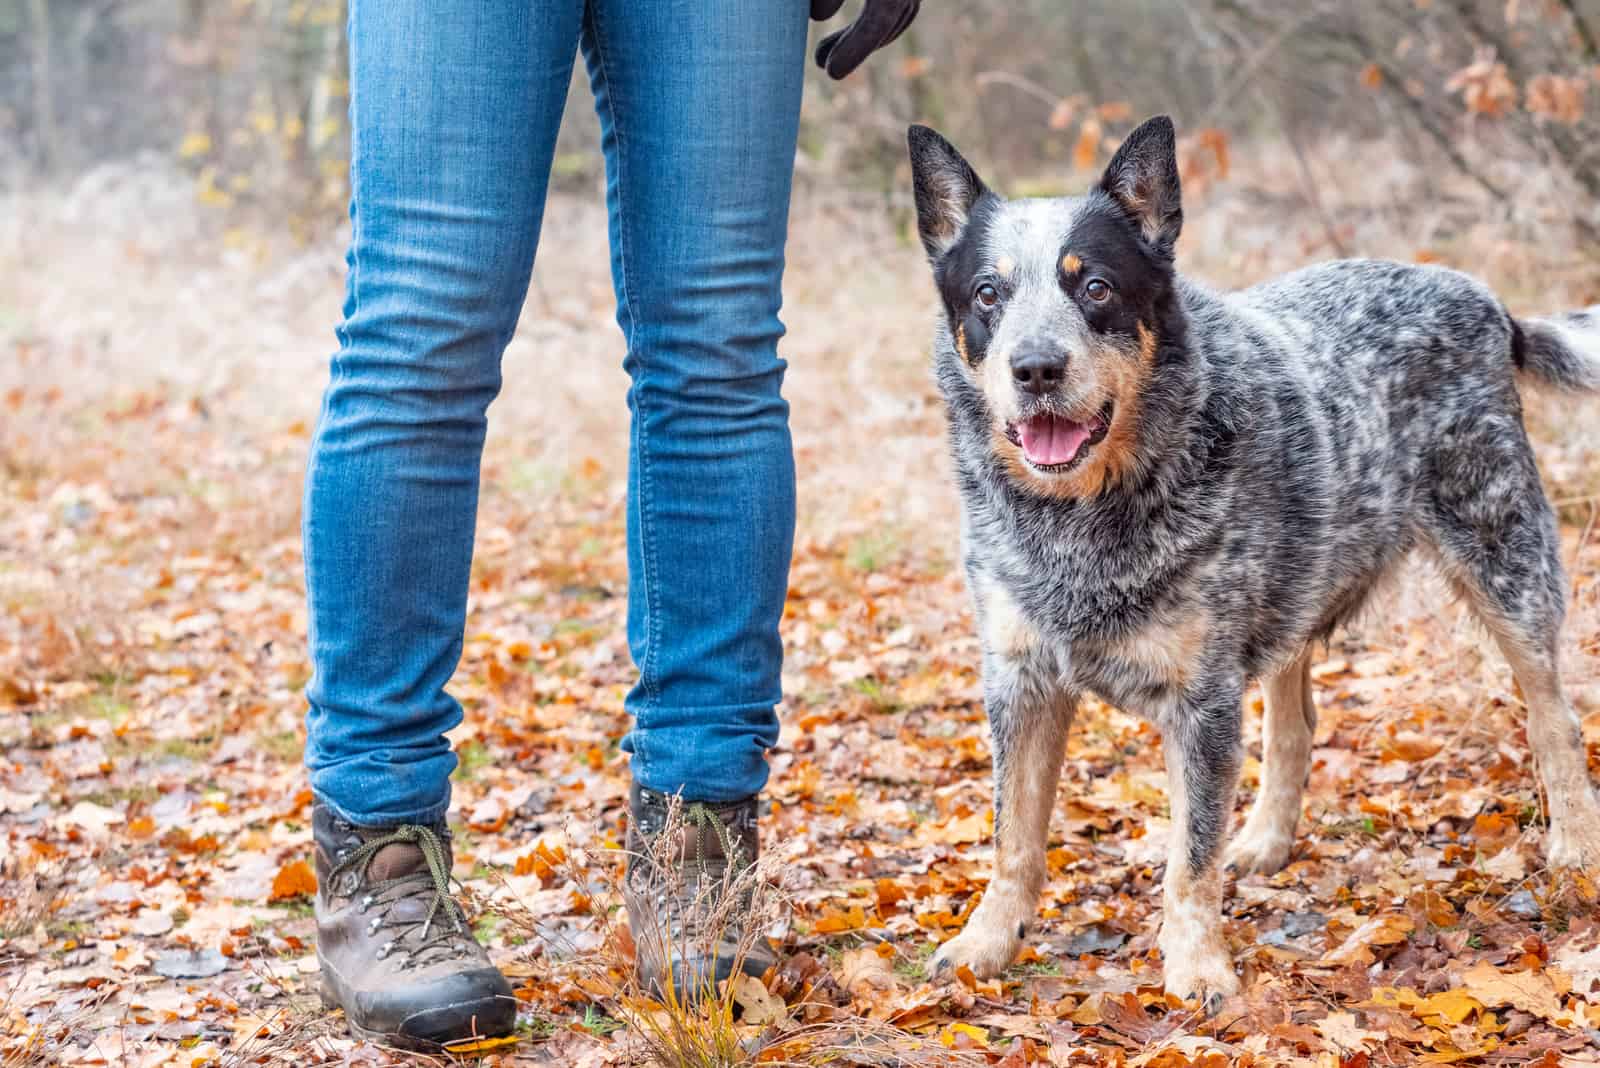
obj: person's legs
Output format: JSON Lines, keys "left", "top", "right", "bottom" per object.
{"left": 304, "top": 0, "right": 580, "bottom": 828}
{"left": 583, "top": 0, "right": 808, "bottom": 805}
{"left": 302, "top": 0, "right": 581, "bottom": 1046}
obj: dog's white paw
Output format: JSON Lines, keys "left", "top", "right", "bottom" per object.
{"left": 1547, "top": 803, "right": 1600, "bottom": 872}
{"left": 1159, "top": 937, "right": 1239, "bottom": 1014}
{"left": 1224, "top": 819, "right": 1295, "bottom": 876}
{"left": 928, "top": 919, "right": 1022, "bottom": 982}
{"left": 1159, "top": 906, "right": 1238, "bottom": 1015}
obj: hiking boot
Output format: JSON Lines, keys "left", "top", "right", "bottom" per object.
{"left": 313, "top": 804, "right": 515, "bottom": 1050}
{"left": 624, "top": 783, "right": 777, "bottom": 1001}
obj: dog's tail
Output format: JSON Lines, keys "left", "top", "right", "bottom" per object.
{"left": 1513, "top": 308, "right": 1600, "bottom": 392}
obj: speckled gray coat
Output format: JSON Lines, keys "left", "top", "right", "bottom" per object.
{"left": 910, "top": 116, "right": 1600, "bottom": 1003}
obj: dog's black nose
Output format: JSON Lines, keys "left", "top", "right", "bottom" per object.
{"left": 1011, "top": 350, "right": 1066, "bottom": 395}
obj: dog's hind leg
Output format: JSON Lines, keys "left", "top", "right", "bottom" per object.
{"left": 1498, "top": 638, "right": 1600, "bottom": 870}
{"left": 931, "top": 581, "right": 1074, "bottom": 982}
{"left": 1159, "top": 686, "right": 1244, "bottom": 1010}
{"left": 1460, "top": 597, "right": 1600, "bottom": 869}
{"left": 1226, "top": 647, "right": 1316, "bottom": 875}
{"left": 1424, "top": 434, "right": 1600, "bottom": 871}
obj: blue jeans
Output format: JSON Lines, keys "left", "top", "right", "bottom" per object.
{"left": 303, "top": 0, "right": 806, "bottom": 826}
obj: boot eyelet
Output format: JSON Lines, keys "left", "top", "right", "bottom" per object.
{"left": 359, "top": 895, "right": 373, "bottom": 912}
{"left": 376, "top": 941, "right": 394, "bottom": 960}
{"left": 367, "top": 917, "right": 381, "bottom": 934}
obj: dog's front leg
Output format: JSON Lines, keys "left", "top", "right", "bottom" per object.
{"left": 1159, "top": 687, "right": 1244, "bottom": 1011}
{"left": 931, "top": 586, "right": 1074, "bottom": 981}
{"left": 1226, "top": 648, "right": 1316, "bottom": 874}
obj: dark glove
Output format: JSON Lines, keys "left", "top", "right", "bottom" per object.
{"left": 810, "top": 0, "right": 920, "bottom": 80}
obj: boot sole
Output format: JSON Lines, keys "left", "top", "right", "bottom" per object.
{"left": 320, "top": 979, "right": 514, "bottom": 1053}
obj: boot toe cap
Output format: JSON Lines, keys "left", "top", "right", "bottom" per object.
{"left": 396, "top": 968, "right": 517, "bottom": 1046}
{"left": 335, "top": 966, "right": 516, "bottom": 1049}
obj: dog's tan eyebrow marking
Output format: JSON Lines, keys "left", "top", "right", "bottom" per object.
{"left": 1060, "top": 253, "right": 1083, "bottom": 275}
{"left": 994, "top": 255, "right": 1015, "bottom": 277}
{"left": 1137, "top": 321, "right": 1158, "bottom": 364}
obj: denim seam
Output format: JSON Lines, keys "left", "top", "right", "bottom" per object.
{"left": 332, "top": 3, "right": 360, "bottom": 398}
{"left": 303, "top": 0, "right": 361, "bottom": 811}
{"left": 587, "top": 2, "right": 660, "bottom": 786}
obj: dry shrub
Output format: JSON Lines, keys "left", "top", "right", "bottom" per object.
{"left": 479, "top": 800, "right": 983, "bottom": 1068}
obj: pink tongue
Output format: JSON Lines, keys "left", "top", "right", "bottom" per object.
{"left": 1019, "top": 415, "right": 1092, "bottom": 466}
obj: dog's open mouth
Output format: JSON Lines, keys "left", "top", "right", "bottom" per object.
{"left": 1004, "top": 403, "right": 1113, "bottom": 472}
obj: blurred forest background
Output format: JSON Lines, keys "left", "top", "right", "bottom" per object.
{"left": 5, "top": 0, "right": 1600, "bottom": 246}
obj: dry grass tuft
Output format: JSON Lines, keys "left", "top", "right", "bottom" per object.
{"left": 215, "top": 964, "right": 344, "bottom": 1067}
{"left": 217, "top": 1008, "right": 343, "bottom": 1068}
{"left": 0, "top": 874, "right": 57, "bottom": 945}
{"left": 0, "top": 961, "right": 109, "bottom": 1068}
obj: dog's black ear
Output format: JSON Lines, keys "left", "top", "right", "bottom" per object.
{"left": 908, "top": 125, "right": 988, "bottom": 260}
{"left": 1098, "top": 115, "right": 1182, "bottom": 253}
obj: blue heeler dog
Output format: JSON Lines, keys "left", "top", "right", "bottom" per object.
{"left": 908, "top": 115, "right": 1600, "bottom": 1009}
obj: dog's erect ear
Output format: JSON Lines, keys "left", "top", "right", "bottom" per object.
{"left": 1098, "top": 115, "right": 1182, "bottom": 252}
{"left": 908, "top": 125, "right": 988, "bottom": 260}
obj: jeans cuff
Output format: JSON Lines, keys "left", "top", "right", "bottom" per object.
{"left": 311, "top": 787, "right": 453, "bottom": 829}
{"left": 623, "top": 701, "right": 778, "bottom": 803}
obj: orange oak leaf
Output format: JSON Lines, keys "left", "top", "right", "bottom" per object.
{"left": 269, "top": 859, "right": 317, "bottom": 902}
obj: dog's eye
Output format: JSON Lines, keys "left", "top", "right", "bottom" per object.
{"left": 1084, "top": 278, "right": 1113, "bottom": 303}
{"left": 974, "top": 283, "right": 999, "bottom": 309}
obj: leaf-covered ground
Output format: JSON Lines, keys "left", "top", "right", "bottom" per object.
{"left": 6, "top": 156, "right": 1600, "bottom": 1066}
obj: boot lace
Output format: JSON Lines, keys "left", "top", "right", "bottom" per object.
{"left": 329, "top": 824, "right": 471, "bottom": 969}
{"left": 638, "top": 802, "right": 749, "bottom": 941}
{"left": 687, "top": 802, "right": 743, "bottom": 885}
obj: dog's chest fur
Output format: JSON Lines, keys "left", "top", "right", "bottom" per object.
{"left": 953, "top": 261, "right": 1524, "bottom": 723}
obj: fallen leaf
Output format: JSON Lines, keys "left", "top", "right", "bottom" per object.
{"left": 63, "top": 800, "right": 124, "bottom": 834}
{"left": 1381, "top": 732, "right": 1443, "bottom": 762}
{"left": 1369, "top": 986, "right": 1483, "bottom": 1025}
{"left": 1098, "top": 991, "right": 1180, "bottom": 1044}
{"left": 443, "top": 1035, "right": 522, "bottom": 1054}
{"left": 1459, "top": 960, "right": 1567, "bottom": 1023}
{"left": 109, "top": 942, "right": 152, "bottom": 973}
{"left": 0, "top": 676, "right": 38, "bottom": 707}
{"left": 269, "top": 859, "right": 317, "bottom": 902}
{"left": 0, "top": 789, "right": 43, "bottom": 814}
{"left": 152, "top": 949, "right": 227, "bottom": 979}
{"left": 133, "top": 910, "right": 174, "bottom": 936}
{"left": 1314, "top": 1010, "right": 1384, "bottom": 1050}
{"left": 914, "top": 810, "right": 991, "bottom": 846}
{"left": 1062, "top": 923, "right": 1128, "bottom": 955}
{"left": 812, "top": 904, "right": 872, "bottom": 934}
{"left": 1482, "top": 847, "right": 1527, "bottom": 881}
{"left": 1415, "top": 989, "right": 1484, "bottom": 1025}
{"left": 1324, "top": 913, "right": 1413, "bottom": 965}
{"left": 837, "top": 946, "right": 899, "bottom": 1002}
{"left": 1554, "top": 940, "right": 1600, "bottom": 993}
{"left": 938, "top": 1021, "right": 989, "bottom": 1049}
{"left": 730, "top": 973, "right": 791, "bottom": 1029}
